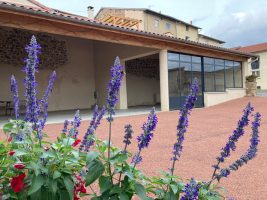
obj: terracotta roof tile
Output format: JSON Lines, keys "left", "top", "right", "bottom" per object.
{"left": 0, "top": 0, "right": 256, "bottom": 58}
{"left": 232, "top": 42, "right": 267, "bottom": 53}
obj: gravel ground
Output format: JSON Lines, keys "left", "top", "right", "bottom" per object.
{"left": 1, "top": 97, "right": 266, "bottom": 199}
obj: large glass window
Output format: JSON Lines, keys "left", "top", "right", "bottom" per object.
{"left": 234, "top": 62, "right": 242, "bottom": 87}
{"left": 204, "top": 58, "right": 215, "bottom": 92}
{"left": 215, "top": 59, "right": 225, "bottom": 92}
{"left": 225, "top": 61, "right": 234, "bottom": 88}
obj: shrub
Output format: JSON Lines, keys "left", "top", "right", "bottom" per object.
{"left": 0, "top": 36, "right": 261, "bottom": 200}
{"left": 246, "top": 74, "right": 258, "bottom": 82}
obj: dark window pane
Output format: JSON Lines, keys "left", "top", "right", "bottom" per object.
{"left": 168, "top": 60, "right": 179, "bottom": 70}
{"left": 192, "top": 63, "right": 202, "bottom": 94}
{"left": 204, "top": 64, "right": 215, "bottom": 92}
{"left": 204, "top": 57, "right": 214, "bottom": 65}
{"left": 168, "top": 53, "right": 179, "bottom": 61}
{"left": 192, "top": 56, "right": 201, "bottom": 63}
{"left": 215, "top": 59, "right": 224, "bottom": 66}
{"left": 234, "top": 62, "right": 242, "bottom": 87}
{"left": 180, "top": 54, "right": 191, "bottom": 62}
{"left": 215, "top": 65, "right": 225, "bottom": 91}
{"left": 225, "top": 60, "right": 234, "bottom": 88}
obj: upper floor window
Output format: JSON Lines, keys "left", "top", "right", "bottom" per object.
{"left": 154, "top": 19, "right": 159, "bottom": 27}
{"left": 186, "top": 25, "right": 189, "bottom": 31}
{"left": 165, "top": 22, "right": 171, "bottom": 30}
{"left": 251, "top": 59, "right": 260, "bottom": 77}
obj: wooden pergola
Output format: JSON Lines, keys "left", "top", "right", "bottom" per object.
{"left": 98, "top": 14, "right": 142, "bottom": 29}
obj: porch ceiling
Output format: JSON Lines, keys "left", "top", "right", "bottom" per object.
{"left": 0, "top": 1, "right": 255, "bottom": 61}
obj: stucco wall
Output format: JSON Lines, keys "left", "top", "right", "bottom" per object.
{"left": 198, "top": 37, "right": 222, "bottom": 46}
{"left": 251, "top": 51, "right": 267, "bottom": 90}
{"left": 0, "top": 35, "right": 96, "bottom": 111}
{"left": 176, "top": 23, "right": 198, "bottom": 40}
{"left": 126, "top": 74, "right": 160, "bottom": 107}
{"left": 94, "top": 41, "right": 156, "bottom": 107}
{"left": 204, "top": 88, "right": 245, "bottom": 107}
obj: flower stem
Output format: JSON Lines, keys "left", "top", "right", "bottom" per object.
{"left": 118, "top": 143, "right": 128, "bottom": 185}
{"left": 132, "top": 150, "right": 141, "bottom": 171}
{"left": 107, "top": 114, "right": 113, "bottom": 184}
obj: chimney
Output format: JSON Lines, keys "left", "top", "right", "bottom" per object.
{"left": 190, "top": 20, "right": 192, "bottom": 25}
{"left": 87, "top": 6, "right": 94, "bottom": 19}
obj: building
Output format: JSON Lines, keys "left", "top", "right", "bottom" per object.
{"left": 0, "top": 0, "right": 255, "bottom": 114}
{"left": 233, "top": 43, "right": 267, "bottom": 90}
{"left": 95, "top": 8, "right": 225, "bottom": 46}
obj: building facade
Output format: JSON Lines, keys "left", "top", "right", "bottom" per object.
{"left": 95, "top": 8, "right": 225, "bottom": 46}
{"left": 233, "top": 43, "right": 267, "bottom": 90}
{"left": 0, "top": 0, "right": 254, "bottom": 115}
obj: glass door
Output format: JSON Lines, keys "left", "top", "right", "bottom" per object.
{"left": 168, "top": 53, "right": 204, "bottom": 110}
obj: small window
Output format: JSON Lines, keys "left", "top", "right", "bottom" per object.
{"left": 154, "top": 19, "right": 159, "bottom": 27}
{"left": 185, "top": 36, "right": 190, "bottom": 40}
{"left": 252, "top": 70, "right": 260, "bottom": 77}
{"left": 186, "top": 25, "right": 189, "bottom": 31}
{"left": 165, "top": 22, "right": 171, "bottom": 30}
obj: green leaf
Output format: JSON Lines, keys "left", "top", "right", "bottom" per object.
{"left": 14, "top": 149, "right": 28, "bottom": 156}
{"left": 3, "top": 123, "right": 13, "bottom": 134}
{"left": 99, "top": 176, "right": 112, "bottom": 194}
{"left": 119, "top": 192, "right": 129, "bottom": 200}
{"left": 28, "top": 175, "right": 45, "bottom": 195}
{"left": 170, "top": 184, "right": 179, "bottom": 194}
{"left": 28, "top": 161, "right": 40, "bottom": 176}
{"left": 85, "top": 159, "right": 104, "bottom": 186}
{"left": 63, "top": 176, "right": 74, "bottom": 200}
{"left": 134, "top": 183, "right": 147, "bottom": 200}
{"left": 71, "top": 150, "right": 79, "bottom": 159}
{"left": 53, "top": 171, "right": 61, "bottom": 179}
{"left": 86, "top": 151, "right": 100, "bottom": 164}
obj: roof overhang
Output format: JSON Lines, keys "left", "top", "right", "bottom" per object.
{"left": 0, "top": 2, "right": 256, "bottom": 61}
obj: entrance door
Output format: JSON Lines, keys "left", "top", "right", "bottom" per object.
{"left": 168, "top": 53, "right": 204, "bottom": 110}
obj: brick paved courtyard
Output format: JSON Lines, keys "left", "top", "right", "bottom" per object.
{"left": 1, "top": 97, "right": 266, "bottom": 199}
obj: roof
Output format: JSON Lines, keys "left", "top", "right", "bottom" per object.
{"left": 0, "top": 1, "right": 255, "bottom": 59}
{"left": 198, "top": 34, "right": 225, "bottom": 44}
{"left": 95, "top": 7, "right": 201, "bottom": 29}
{"left": 231, "top": 42, "right": 267, "bottom": 53}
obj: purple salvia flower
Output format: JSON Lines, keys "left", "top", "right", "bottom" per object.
{"left": 106, "top": 57, "right": 124, "bottom": 122}
{"left": 10, "top": 75, "right": 20, "bottom": 119}
{"left": 171, "top": 78, "right": 199, "bottom": 162}
{"left": 132, "top": 107, "right": 157, "bottom": 167}
{"left": 181, "top": 178, "right": 201, "bottom": 200}
{"left": 217, "top": 112, "right": 261, "bottom": 180}
{"left": 23, "top": 35, "right": 41, "bottom": 125}
{"left": 62, "top": 120, "right": 69, "bottom": 134}
{"left": 79, "top": 105, "right": 99, "bottom": 151}
{"left": 68, "top": 110, "right": 81, "bottom": 138}
{"left": 123, "top": 124, "right": 134, "bottom": 146}
{"left": 131, "top": 154, "right": 142, "bottom": 165}
{"left": 79, "top": 106, "right": 106, "bottom": 152}
{"left": 215, "top": 103, "right": 253, "bottom": 165}
{"left": 40, "top": 71, "right": 56, "bottom": 129}
{"left": 137, "top": 107, "right": 157, "bottom": 150}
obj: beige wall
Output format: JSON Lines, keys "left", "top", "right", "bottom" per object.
{"left": 176, "top": 23, "right": 198, "bottom": 40}
{"left": 94, "top": 41, "right": 156, "bottom": 108}
{"left": 204, "top": 88, "right": 245, "bottom": 107}
{"left": 0, "top": 35, "right": 96, "bottom": 111}
{"left": 126, "top": 74, "right": 160, "bottom": 106}
{"left": 249, "top": 51, "right": 267, "bottom": 90}
{"left": 125, "top": 10, "right": 145, "bottom": 30}
{"left": 198, "top": 37, "right": 222, "bottom": 46}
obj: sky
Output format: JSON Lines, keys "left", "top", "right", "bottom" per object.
{"left": 38, "top": 0, "right": 267, "bottom": 47}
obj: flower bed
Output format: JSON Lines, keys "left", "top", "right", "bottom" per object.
{"left": 0, "top": 36, "right": 261, "bottom": 200}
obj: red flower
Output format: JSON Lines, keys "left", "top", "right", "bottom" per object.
{"left": 9, "top": 151, "right": 15, "bottom": 156}
{"left": 72, "top": 139, "right": 81, "bottom": 147}
{"left": 8, "top": 137, "right": 12, "bottom": 142}
{"left": 14, "top": 163, "right": 25, "bottom": 169}
{"left": 10, "top": 173, "right": 26, "bottom": 193}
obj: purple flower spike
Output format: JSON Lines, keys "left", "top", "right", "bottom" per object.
{"left": 181, "top": 178, "right": 201, "bottom": 200}
{"left": 80, "top": 105, "right": 106, "bottom": 152}
{"left": 10, "top": 75, "right": 20, "bottom": 119}
{"left": 123, "top": 124, "right": 134, "bottom": 146}
{"left": 137, "top": 107, "right": 158, "bottom": 151}
{"left": 217, "top": 112, "right": 261, "bottom": 180}
{"left": 62, "top": 120, "right": 69, "bottom": 134}
{"left": 40, "top": 71, "right": 56, "bottom": 129}
{"left": 215, "top": 103, "right": 253, "bottom": 165}
{"left": 172, "top": 78, "right": 199, "bottom": 162}
{"left": 106, "top": 57, "right": 124, "bottom": 122}
{"left": 68, "top": 110, "right": 81, "bottom": 138}
{"left": 23, "top": 35, "right": 41, "bottom": 125}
